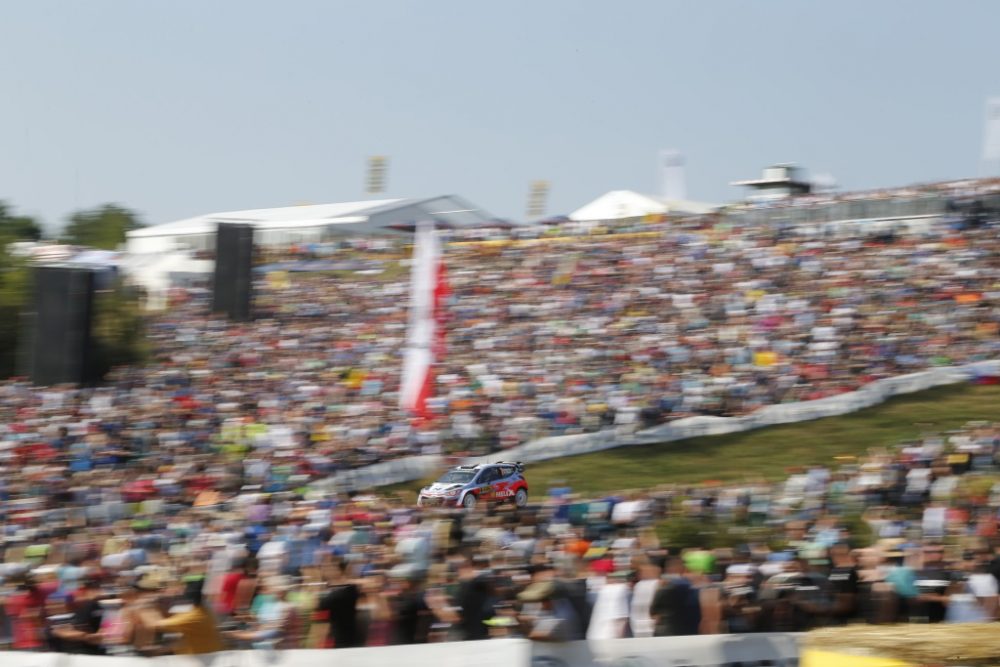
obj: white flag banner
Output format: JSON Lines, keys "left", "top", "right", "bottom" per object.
{"left": 399, "top": 221, "right": 447, "bottom": 418}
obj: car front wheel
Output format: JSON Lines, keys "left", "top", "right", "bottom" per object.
{"left": 514, "top": 488, "right": 528, "bottom": 507}
{"left": 462, "top": 493, "right": 477, "bottom": 509}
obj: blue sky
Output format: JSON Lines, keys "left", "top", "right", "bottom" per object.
{"left": 1, "top": 0, "right": 999, "bottom": 231}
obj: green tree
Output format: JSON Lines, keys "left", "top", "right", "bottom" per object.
{"left": 0, "top": 201, "right": 44, "bottom": 241}
{"left": 0, "top": 200, "right": 149, "bottom": 381}
{"left": 91, "top": 279, "right": 149, "bottom": 377}
{"left": 0, "top": 239, "right": 31, "bottom": 378}
{"left": 62, "top": 204, "right": 142, "bottom": 249}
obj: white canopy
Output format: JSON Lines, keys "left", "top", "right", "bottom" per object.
{"left": 126, "top": 195, "right": 496, "bottom": 255}
{"left": 127, "top": 199, "right": 402, "bottom": 241}
{"left": 569, "top": 190, "right": 717, "bottom": 222}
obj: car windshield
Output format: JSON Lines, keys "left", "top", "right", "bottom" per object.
{"left": 437, "top": 470, "right": 475, "bottom": 484}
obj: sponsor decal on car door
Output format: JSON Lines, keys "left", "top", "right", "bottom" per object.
{"left": 496, "top": 468, "right": 517, "bottom": 498}
{"left": 494, "top": 480, "right": 513, "bottom": 499}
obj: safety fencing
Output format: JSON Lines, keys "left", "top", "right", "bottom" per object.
{"left": 314, "top": 360, "right": 1000, "bottom": 493}
{"left": 3, "top": 633, "right": 803, "bottom": 667}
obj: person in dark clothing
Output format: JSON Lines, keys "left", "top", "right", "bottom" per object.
{"left": 557, "top": 577, "right": 592, "bottom": 638}
{"left": 52, "top": 575, "right": 105, "bottom": 655}
{"left": 827, "top": 543, "right": 860, "bottom": 625}
{"left": 988, "top": 543, "right": 1000, "bottom": 587}
{"left": 721, "top": 565, "right": 759, "bottom": 633}
{"left": 392, "top": 576, "right": 430, "bottom": 645}
{"left": 914, "top": 545, "right": 950, "bottom": 623}
{"left": 650, "top": 556, "right": 700, "bottom": 636}
{"left": 791, "top": 561, "right": 833, "bottom": 632}
{"left": 317, "top": 564, "right": 360, "bottom": 648}
{"left": 455, "top": 558, "right": 493, "bottom": 641}
{"left": 758, "top": 560, "right": 828, "bottom": 632}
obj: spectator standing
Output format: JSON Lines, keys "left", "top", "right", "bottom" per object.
{"left": 317, "top": 563, "right": 360, "bottom": 649}
{"left": 650, "top": 557, "right": 700, "bottom": 637}
{"left": 586, "top": 569, "right": 632, "bottom": 640}
{"left": 914, "top": 545, "right": 950, "bottom": 623}
{"left": 827, "top": 543, "right": 860, "bottom": 624}
{"left": 154, "top": 580, "right": 223, "bottom": 655}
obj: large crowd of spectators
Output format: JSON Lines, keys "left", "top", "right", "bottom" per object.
{"left": 4, "top": 185, "right": 998, "bottom": 473}
{"left": 2, "top": 420, "right": 1000, "bottom": 654}
{"left": 0, "top": 180, "right": 999, "bottom": 654}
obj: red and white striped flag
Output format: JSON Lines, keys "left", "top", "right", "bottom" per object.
{"left": 399, "top": 222, "right": 449, "bottom": 419}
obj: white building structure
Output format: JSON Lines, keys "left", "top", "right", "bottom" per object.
{"left": 731, "top": 164, "right": 813, "bottom": 202}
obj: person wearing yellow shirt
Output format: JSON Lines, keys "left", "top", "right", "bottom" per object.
{"left": 154, "top": 580, "right": 224, "bottom": 655}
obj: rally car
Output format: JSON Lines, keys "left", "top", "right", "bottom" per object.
{"left": 418, "top": 462, "right": 528, "bottom": 509}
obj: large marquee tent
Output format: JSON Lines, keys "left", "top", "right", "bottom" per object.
{"left": 125, "top": 195, "right": 497, "bottom": 255}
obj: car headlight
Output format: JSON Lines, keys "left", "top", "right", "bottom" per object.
{"left": 446, "top": 489, "right": 460, "bottom": 497}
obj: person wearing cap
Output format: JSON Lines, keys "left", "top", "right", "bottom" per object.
{"left": 517, "top": 580, "right": 580, "bottom": 643}
{"left": 118, "top": 573, "right": 168, "bottom": 656}
{"left": 483, "top": 604, "right": 521, "bottom": 639}
{"left": 721, "top": 563, "right": 760, "bottom": 633}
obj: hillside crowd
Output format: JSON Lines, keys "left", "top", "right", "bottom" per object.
{"left": 0, "top": 181, "right": 999, "bottom": 654}
{"left": 37, "top": 188, "right": 999, "bottom": 470}
{"left": 2, "top": 420, "right": 1000, "bottom": 654}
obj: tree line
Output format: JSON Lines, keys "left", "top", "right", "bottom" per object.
{"left": 0, "top": 200, "right": 148, "bottom": 381}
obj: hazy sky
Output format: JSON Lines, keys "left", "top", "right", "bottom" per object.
{"left": 2, "top": 1, "right": 999, "bottom": 232}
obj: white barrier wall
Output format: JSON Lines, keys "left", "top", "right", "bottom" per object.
{"left": 535, "top": 633, "right": 802, "bottom": 667}
{"left": 2, "top": 634, "right": 802, "bottom": 667}
{"left": 317, "top": 360, "right": 1000, "bottom": 492}
{"left": 313, "top": 454, "right": 443, "bottom": 494}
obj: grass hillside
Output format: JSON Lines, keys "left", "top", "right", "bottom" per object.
{"left": 386, "top": 384, "right": 1000, "bottom": 499}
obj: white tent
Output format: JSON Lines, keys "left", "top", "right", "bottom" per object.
{"left": 120, "top": 251, "right": 212, "bottom": 310}
{"left": 126, "top": 195, "right": 496, "bottom": 255}
{"left": 569, "top": 190, "right": 717, "bottom": 222}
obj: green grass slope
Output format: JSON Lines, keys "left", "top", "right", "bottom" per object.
{"left": 387, "top": 384, "right": 1000, "bottom": 499}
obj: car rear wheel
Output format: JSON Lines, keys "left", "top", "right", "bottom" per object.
{"left": 462, "top": 493, "right": 477, "bottom": 509}
{"left": 514, "top": 488, "right": 528, "bottom": 507}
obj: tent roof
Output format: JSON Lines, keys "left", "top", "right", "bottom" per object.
{"left": 569, "top": 190, "right": 718, "bottom": 221}
{"left": 128, "top": 199, "right": 404, "bottom": 238}
{"left": 127, "top": 195, "right": 499, "bottom": 241}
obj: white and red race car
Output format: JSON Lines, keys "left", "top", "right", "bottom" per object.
{"left": 417, "top": 462, "right": 528, "bottom": 509}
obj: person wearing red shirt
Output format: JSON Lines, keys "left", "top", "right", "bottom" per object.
{"left": 5, "top": 576, "right": 59, "bottom": 651}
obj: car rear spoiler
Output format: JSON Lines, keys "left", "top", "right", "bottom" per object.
{"left": 499, "top": 461, "right": 525, "bottom": 472}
